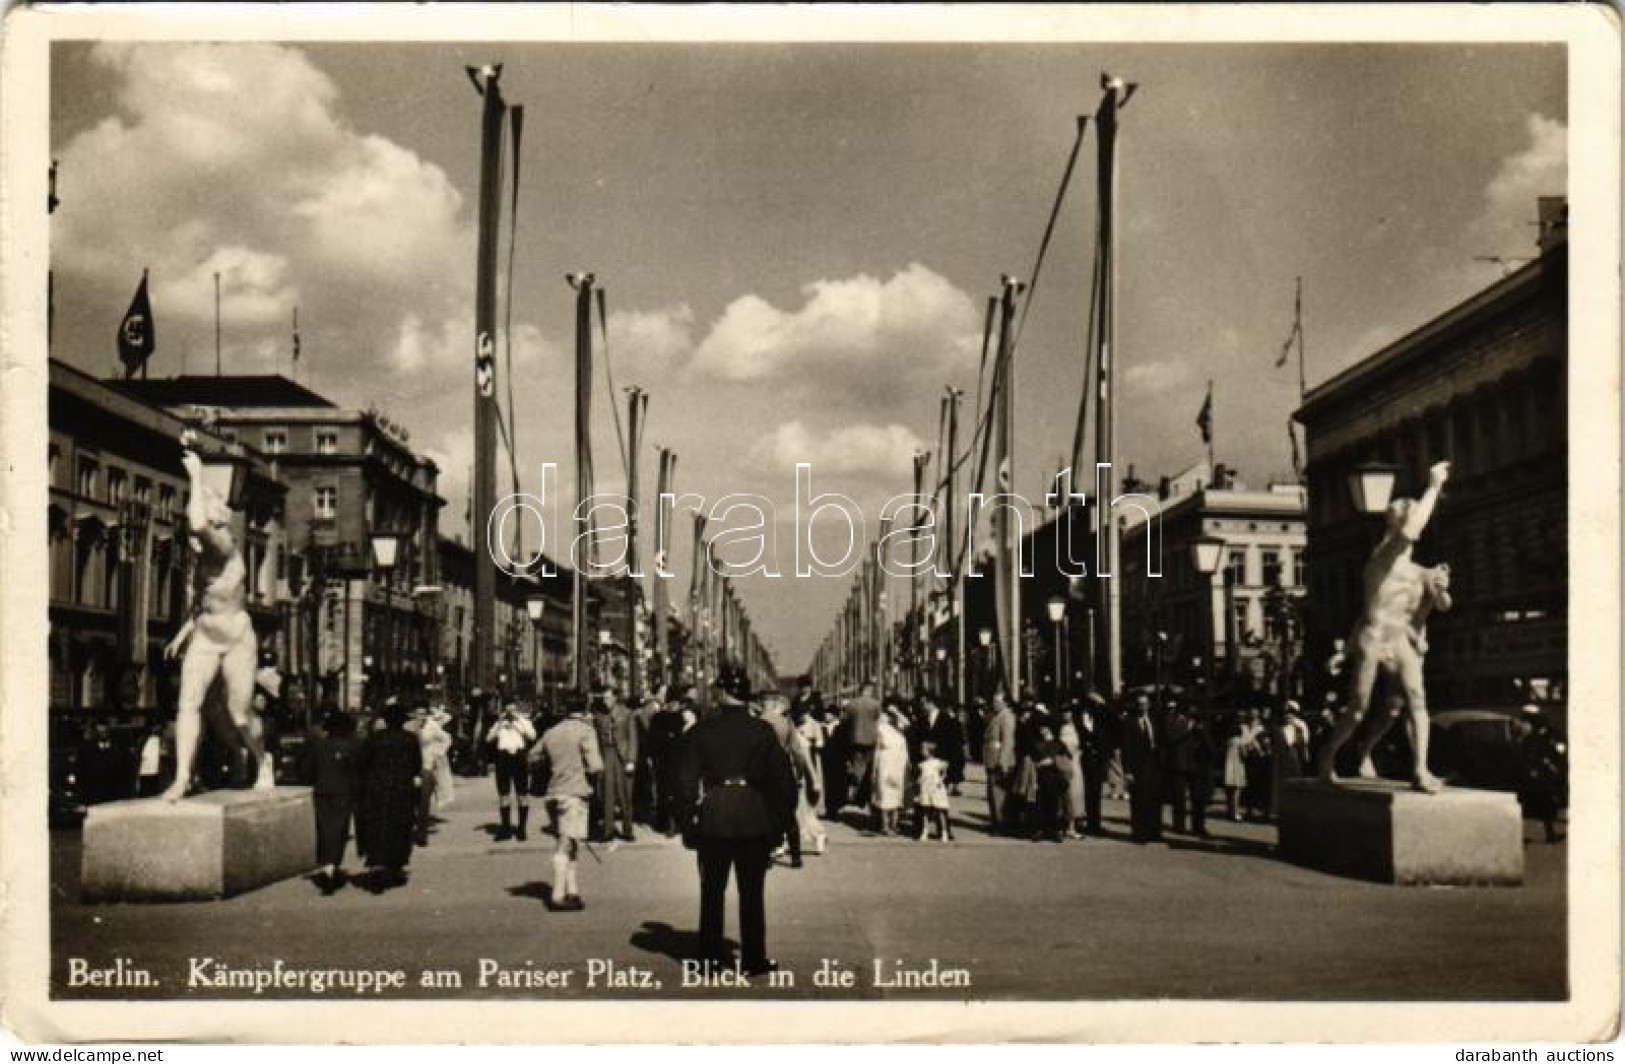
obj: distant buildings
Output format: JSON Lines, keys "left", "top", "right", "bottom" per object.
{"left": 117, "top": 375, "right": 444, "bottom": 713}
{"left": 48, "top": 361, "right": 287, "bottom": 716}
{"left": 1119, "top": 463, "right": 1308, "bottom": 694}
{"left": 1296, "top": 198, "right": 1567, "bottom": 710}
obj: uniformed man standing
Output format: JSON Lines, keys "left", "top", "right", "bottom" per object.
{"left": 679, "top": 666, "right": 797, "bottom": 975}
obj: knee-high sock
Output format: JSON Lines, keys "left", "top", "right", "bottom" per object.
{"left": 565, "top": 859, "right": 580, "bottom": 898}
{"left": 552, "top": 853, "right": 569, "bottom": 894}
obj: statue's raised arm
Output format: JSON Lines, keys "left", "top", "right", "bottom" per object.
{"left": 1316, "top": 459, "right": 1453, "bottom": 794}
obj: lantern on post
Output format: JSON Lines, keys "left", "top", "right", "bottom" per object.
{"left": 1347, "top": 461, "right": 1400, "bottom": 517}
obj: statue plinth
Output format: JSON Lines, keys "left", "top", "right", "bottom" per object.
{"left": 81, "top": 787, "right": 315, "bottom": 902}
{"left": 1277, "top": 778, "right": 1523, "bottom": 886}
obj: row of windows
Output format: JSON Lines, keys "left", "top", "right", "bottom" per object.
{"left": 260, "top": 427, "right": 339, "bottom": 455}
{"left": 53, "top": 446, "right": 180, "bottom": 519}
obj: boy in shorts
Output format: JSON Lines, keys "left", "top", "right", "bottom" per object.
{"left": 528, "top": 694, "right": 602, "bottom": 911}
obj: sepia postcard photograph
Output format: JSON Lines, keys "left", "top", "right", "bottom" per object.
{"left": 0, "top": 2, "right": 1619, "bottom": 1047}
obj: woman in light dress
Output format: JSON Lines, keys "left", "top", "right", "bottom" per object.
{"left": 1222, "top": 718, "right": 1248, "bottom": 821}
{"left": 1057, "top": 711, "right": 1087, "bottom": 839}
{"left": 872, "top": 707, "right": 911, "bottom": 835}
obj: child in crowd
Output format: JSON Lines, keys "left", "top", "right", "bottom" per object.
{"left": 914, "top": 741, "right": 954, "bottom": 842}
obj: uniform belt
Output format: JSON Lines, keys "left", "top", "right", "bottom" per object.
{"left": 715, "top": 778, "right": 750, "bottom": 787}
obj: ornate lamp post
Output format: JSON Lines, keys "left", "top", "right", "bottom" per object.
{"left": 1046, "top": 595, "right": 1067, "bottom": 703}
{"left": 369, "top": 532, "right": 403, "bottom": 702}
{"left": 526, "top": 591, "right": 548, "bottom": 705}
{"left": 1192, "top": 534, "right": 1226, "bottom": 715}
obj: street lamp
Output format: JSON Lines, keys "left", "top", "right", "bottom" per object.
{"left": 1046, "top": 595, "right": 1067, "bottom": 702}
{"left": 1190, "top": 536, "right": 1228, "bottom": 717}
{"left": 198, "top": 453, "right": 248, "bottom": 510}
{"left": 369, "top": 532, "right": 402, "bottom": 569}
{"left": 1347, "top": 460, "right": 1400, "bottom": 516}
{"left": 1191, "top": 535, "right": 1226, "bottom": 577}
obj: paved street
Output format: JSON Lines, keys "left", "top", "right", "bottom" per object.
{"left": 51, "top": 768, "right": 1565, "bottom": 1001}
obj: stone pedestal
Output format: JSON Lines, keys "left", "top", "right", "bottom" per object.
{"left": 81, "top": 787, "right": 316, "bottom": 902}
{"left": 1277, "top": 778, "right": 1524, "bottom": 886}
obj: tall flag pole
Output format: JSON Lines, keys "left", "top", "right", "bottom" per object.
{"left": 652, "top": 447, "right": 674, "bottom": 692}
{"left": 910, "top": 449, "right": 930, "bottom": 694}
{"left": 291, "top": 307, "right": 301, "bottom": 380}
{"left": 1275, "top": 275, "right": 1307, "bottom": 398}
{"left": 117, "top": 269, "right": 156, "bottom": 381}
{"left": 993, "top": 274, "right": 1025, "bottom": 699}
{"left": 944, "top": 385, "right": 966, "bottom": 710}
{"left": 567, "top": 272, "right": 599, "bottom": 691}
{"left": 467, "top": 63, "right": 507, "bottom": 704}
{"left": 1092, "top": 72, "right": 1136, "bottom": 699}
{"left": 624, "top": 386, "right": 648, "bottom": 701}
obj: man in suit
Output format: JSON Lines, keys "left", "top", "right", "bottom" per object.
{"left": 679, "top": 667, "right": 797, "bottom": 976}
{"left": 981, "top": 691, "right": 1018, "bottom": 835}
{"left": 592, "top": 688, "right": 638, "bottom": 842}
{"left": 841, "top": 681, "right": 881, "bottom": 812}
{"left": 1121, "top": 692, "right": 1164, "bottom": 843}
{"left": 1076, "top": 693, "right": 1115, "bottom": 836}
{"left": 910, "top": 693, "right": 965, "bottom": 802}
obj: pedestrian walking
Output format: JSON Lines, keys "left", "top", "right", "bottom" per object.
{"left": 592, "top": 688, "right": 639, "bottom": 842}
{"left": 1077, "top": 694, "right": 1113, "bottom": 834}
{"left": 485, "top": 701, "right": 536, "bottom": 841}
{"left": 1271, "top": 701, "right": 1311, "bottom": 814}
{"left": 914, "top": 741, "right": 954, "bottom": 842}
{"left": 872, "top": 706, "right": 910, "bottom": 835}
{"left": 761, "top": 694, "right": 825, "bottom": 864}
{"left": 307, "top": 710, "right": 361, "bottom": 894}
{"left": 356, "top": 700, "right": 422, "bottom": 888}
{"left": 678, "top": 668, "right": 797, "bottom": 976}
{"left": 1221, "top": 717, "right": 1247, "bottom": 822}
{"left": 1031, "top": 720, "right": 1074, "bottom": 843}
{"left": 842, "top": 681, "right": 881, "bottom": 812}
{"left": 135, "top": 724, "right": 167, "bottom": 798}
{"left": 981, "top": 691, "right": 1018, "bottom": 834}
{"left": 1057, "top": 708, "right": 1086, "bottom": 837}
{"left": 645, "top": 695, "right": 689, "bottom": 835}
{"left": 528, "top": 694, "right": 602, "bottom": 911}
{"left": 1122, "top": 693, "right": 1164, "bottom": 844}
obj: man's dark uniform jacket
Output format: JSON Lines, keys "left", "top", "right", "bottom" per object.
{"left": 679, "top": 702, "right": 798, "bottom": 845}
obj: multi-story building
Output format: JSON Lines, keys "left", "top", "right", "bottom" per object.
{"left": 1118, "top": 463, "right": 1308, "bottom": 695}
{"left": 1295, "top": 198, "right": 1567, "bottom": 710}
{"left": 436, "top": 536, "right": 572, "bottom": 704}
{"left": 48, "top": 360, "right": 287, "bottom": 718}
{"left": 115, "top": 375, "right": 443, "bottom": 712}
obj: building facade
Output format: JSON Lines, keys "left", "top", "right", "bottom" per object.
{"left": 1118, "top": 471, "right": 1308, "bottom": 696}
{"left": 116, "top": 375, "right": 444, "bottom": 713}
{"left": 1295, "top": 204, "right": 1567, "bottom": 710}
{"left": 436, "top": 536, "right": 573, "bottom": 705}
{"left": 49, "top": 360, "right": 287, "bottom": 718}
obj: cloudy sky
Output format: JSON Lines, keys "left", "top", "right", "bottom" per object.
{"left": 49, "top": 40, "right": 1565, "bottom": 673}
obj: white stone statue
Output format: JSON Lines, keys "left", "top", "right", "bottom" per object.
{"left": 162, "top": 429, "right": 272, "bottom": 801}
{"left": 1315, "top": 460, "right": 1454, "bottom": 793}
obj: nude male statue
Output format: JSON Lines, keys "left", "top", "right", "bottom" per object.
{"left": 162, "top": 429, "right": 272, "bottom": 801}
{"left": 1315, "top": 460, "right": 1454, "bottom": 794}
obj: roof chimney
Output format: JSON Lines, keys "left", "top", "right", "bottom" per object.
{"left": 1536, "top": 196, "right": 1567, "bottom": 255}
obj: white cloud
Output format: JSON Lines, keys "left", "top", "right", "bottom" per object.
{"left": 753, "top": 420, "right": 924, "bottom": 480}
{"left": 1475, "top": 114, "right": 1566, "bottom": 253}
{"left": 1124, "top": 359, "right": 1193, "bottom": 393}
{"left": 1485, "top": 114, "right": 1566, "bottom": 219}
{"left": 54, "top": 42, "right": 471, "bottom": 377}
{"left": 607, "top": 304, "right": 696, "bottom": 379}
{"left": 690, "top": 263, "right": 980, "bottom": 392}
